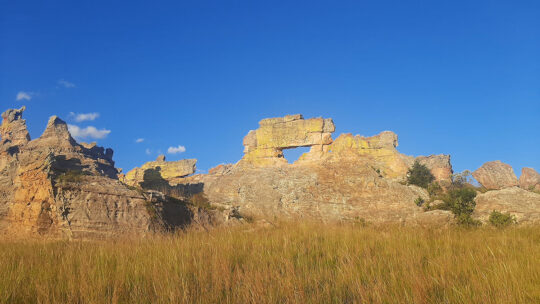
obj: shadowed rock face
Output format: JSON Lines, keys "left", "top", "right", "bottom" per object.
{"left": 473, "top": 161, "right": 518, "bottom": 190}
{"left": 519, "top": 168, "right": 540, "bottom": 191}
{"left": 0, "top": 108, "right": 199, "bottom": 239}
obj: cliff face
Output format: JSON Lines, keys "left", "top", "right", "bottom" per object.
{"left": 0, "top": 107, "right": 198, "bottom": 239}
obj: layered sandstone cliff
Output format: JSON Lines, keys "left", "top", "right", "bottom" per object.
{"left": 0, "top": 107, "right": 204, "bottom": 239}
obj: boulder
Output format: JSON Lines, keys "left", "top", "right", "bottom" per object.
{"left": 472, "top": 161, "right": 518, "bottom": 190}
{"left": 474, "top": 187, "right": 540, "bottom": 224}
{"left": 519, "top": 168, "right": 540, "bottom": 191}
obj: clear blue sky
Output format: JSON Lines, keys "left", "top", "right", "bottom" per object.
{"left": 1, "top": 0, "right": 539, "bottom": 175}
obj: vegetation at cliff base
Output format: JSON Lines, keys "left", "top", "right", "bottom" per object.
{"left": 0, "top": 223, "right": 539, "bottom": 304}
{"left": 489, "top": 210, "right": 517, "bottom": 228}
{"left": 406, "top": 161, "right": 435, "bottom": 188}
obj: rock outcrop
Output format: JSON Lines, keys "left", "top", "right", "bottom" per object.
{"left": 0, "top": 106, "right": 31, "bottom": 150}
{"left": 237, "top": 115, "right": 452, "bottom": 182}
{"left": 175, "top": 158, "right": 453, "bottom": 225}
{"left": 519, "top": 168, "right": 540, "bottom": 191}
{"left": 124, "top": 156, "right": 197, "bottom": 187}
{"left": 144, "top": 114, "right": 455, "bottom": 225}
{"left": 0, "top": 107, "right": 202, "bottom": 239}
{"left": 472, "top": 161, "right": 518, "bottom": 190}
{"left": 239, "top": 114, "right": 335, "bottom": 166}
{"left": 474, "top": 187, "right": 540, "bottom": 224}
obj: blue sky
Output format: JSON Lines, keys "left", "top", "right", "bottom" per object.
{"left": 1, "top": 0, "right": 539, "bottom": 175}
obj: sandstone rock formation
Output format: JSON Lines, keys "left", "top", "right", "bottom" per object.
{"left": 474, "top": 187, "right": 540, "bottom": 224}
{"left": 0, "top": 107, "right": 203, "bottom": 239}
{"left": 237, "top": 115, "right": 452, "bottom": 182}
{"left": 472, "top": 161, "right": 518, "bottom": 190}
{"left": 239, "top": 114, "right": 335, "bottom": 166}
{"left": 175, "top": 158, "right": 453, "bottom": 225}
{"left": 0, "top": 106, "right": 30, "bottom": 149}
{"left": 519, "top": 167, "right": 540, "bottom": 191}
{"left": 143, "top": 114, "right": 456, "bottom": 225}
{"left": 124, "top": 156, "right": 197, "bottom": 187}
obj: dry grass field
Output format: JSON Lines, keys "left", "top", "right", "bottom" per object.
{"left": 0, "top": 223, "right": 539, "bottom": 303}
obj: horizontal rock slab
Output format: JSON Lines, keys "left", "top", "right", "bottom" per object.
{"left": 124, "top": 158, "right": 197, "bottom": 187}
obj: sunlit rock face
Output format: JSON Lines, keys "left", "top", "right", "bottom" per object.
{"left": 519, "top": 167, "right": 540, "bottom": 191}
{"left": 474, "top": 187, "right": 540, "bottom": 224}
{"left": 238, "top": 114, "right": 335, "bottom": 167}
{"left": 124, "top": 155, "right": 197, "bottom": 188}
{"left": 0, "top": 106, "right": 31, "bottom": 150}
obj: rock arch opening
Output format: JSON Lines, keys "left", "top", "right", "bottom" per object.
{"left": 282, "top": 146, "right": 311, "bottom": 164}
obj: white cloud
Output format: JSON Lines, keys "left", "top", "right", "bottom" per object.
{"left": 58, "top": 79, "right": 75, "bottom": 88}
{"left": 135, "top": 138, "right": 145, "bottom": 143}
{"left": 16, "top": 91, "right": 32, "bottom": 101}
{"left": 167, "top": 145, "right": 186, "bottom": 154}
{"left": 68, "top": 124, "right": 111, "bottom": 139}
{"left": 145, "top": 148, "right": 152, "bottom": 155}
{"left": 69, "top": 112, "right": 100, "bottom": 122}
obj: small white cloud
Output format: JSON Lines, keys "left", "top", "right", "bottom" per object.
{"left": 58, "top": 79, "right": 75, "bottom": 88}
{"left": 70, "top": 112, "right": 99, "bottom": 122}
{"left": 16, "top": 91, "right": 32, "bottom": 101}
{"left": 167, "top": 145, "right": 186, "bottom": 154}
{"left": 145, "top": 148, "right": 152, "bottom": 155}
{"left": 135, "top": 138, "right": 145, "bottom": 143}
{"left": 68, "top": 124, "right": 111, "bottom": 140}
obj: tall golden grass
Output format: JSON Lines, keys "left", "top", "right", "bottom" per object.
{"left": 0, "top": 223, "right": 539, "bottom": 303}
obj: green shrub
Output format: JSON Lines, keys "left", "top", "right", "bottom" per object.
{"left": 440, "top": 188, "right": 481, "bottom": 227}
{"left": 444, "top": 188, "right": 477, "bottom": 216}
{"left": 407, "top": 161, "right": 435, "bottom": 188}
{"left": 55, "top": 170, "right": 85, "bottom": 186}
{"left": 414, "top": 197, "right": 425, "bottom": 207}
{"left": 427, "top": 182, "right": 443, "bottom": 197}
{"left": 188, "top": 192, "right": 215, "bottom": 210}
{"left": 489, "top": 210, "right": 516, "bottom": 228}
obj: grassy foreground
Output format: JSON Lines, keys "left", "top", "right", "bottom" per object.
{"left": 0, "top": 223, "right": 539, "bottom": 303}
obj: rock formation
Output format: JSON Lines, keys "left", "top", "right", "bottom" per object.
{"left": 472, "top": 161, "right": 518, "bottom": 190}
{"left": 3, "top": 108, "right": 538, "bottom": 236}
{"left": 519, "top": 168, "right": 540, "bottom": 191}
{"left": 237, "top": 115, "right": 452, "bottom": 182}
{"left": 0, "top": 106, "right": 31, "bottom": 150}
{"left": 0, "top": 107, "right": 203, "bottom": 239}
{"left": 143, "top": 114, "right": 455, "bottom": 225}
{"left": 239, "top": 114, "right": 335, "bottom": 166}
{"left": 124, "top": 156, "right": 197, "bottom": 187}
{"left": 474, "top": 187, "right": 540, "bottom": 224}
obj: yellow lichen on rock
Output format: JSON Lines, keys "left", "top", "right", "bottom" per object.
{"left": 239, "top": 114, "right": 335, "bottom": 166}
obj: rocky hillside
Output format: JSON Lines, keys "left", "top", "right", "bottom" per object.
{"left": 0, "top": 107, "right": 216, "bottom": 239}
{"left": 1, "top": 108, "right": 539, "bottom": 238}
